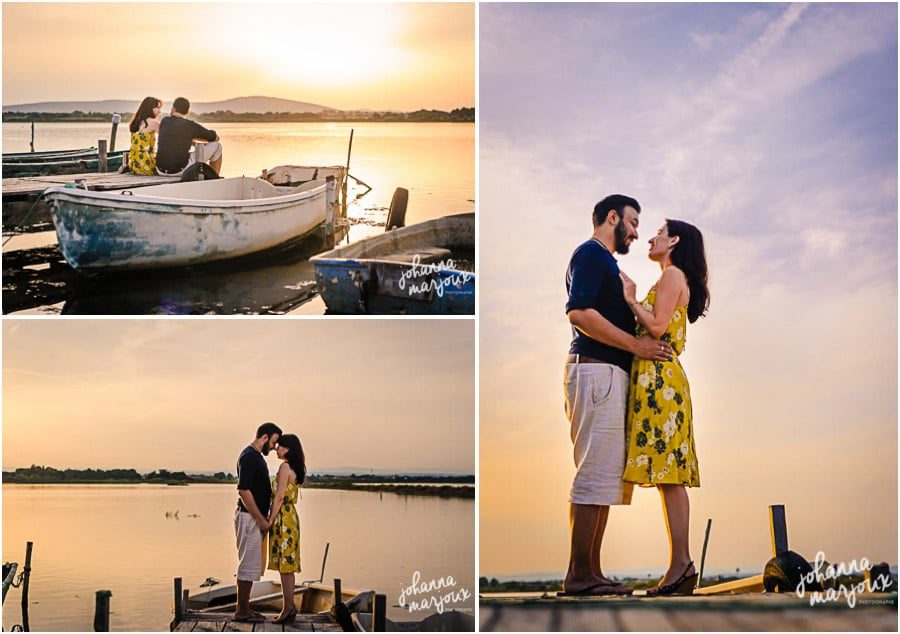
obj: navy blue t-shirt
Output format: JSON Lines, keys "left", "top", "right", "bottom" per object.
{"left": 565, "top": 239, "right": 635, "bottom": 372}
{"left": 236, "top": 445, "right": 270, "bottom": 516}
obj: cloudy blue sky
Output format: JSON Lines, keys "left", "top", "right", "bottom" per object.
{"left": 480, "top": 3, "right": 897, "bottom": 576}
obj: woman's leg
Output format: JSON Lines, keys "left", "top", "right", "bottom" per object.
{"left": 657, "top": 484, "right": 694, "bottom": 585}
{"left": 279, "top": 572, "right": 295, "bottom": 617}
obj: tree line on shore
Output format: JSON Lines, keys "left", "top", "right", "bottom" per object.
{"left": 2, "top": 107, "right": 475, "bottom": 124}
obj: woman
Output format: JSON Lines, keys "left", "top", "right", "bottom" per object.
{"left": 620, "top": 219, "right": 710, "bottom": 596}
{"left": 128, "top": 97, "right": 161, "bottom": 175}
{"left": 267, "top": 434, "right": 306, "bottom": 623}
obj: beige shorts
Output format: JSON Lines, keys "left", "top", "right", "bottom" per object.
{"left": 156, "top": 141, "right": 223, "bottom": 176}
{"left": 564, "top": 362, "right": 634, "bottom": 506}
{"left": 234, "top": 509, "right": 267, "bottom": 582}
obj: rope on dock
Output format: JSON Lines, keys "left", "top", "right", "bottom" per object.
{"left": 2, "top": 192, "right": 47, "bottom": 246}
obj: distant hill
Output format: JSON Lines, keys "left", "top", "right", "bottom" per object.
{"left": 2, "top": 96, "right": 333, "bottom": 114}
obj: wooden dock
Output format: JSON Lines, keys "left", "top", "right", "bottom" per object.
{"left": 2, "top": 172, "right": 179, "bottom": 232}
{"left": 171, "top": 611, "right": 343, "bottom": 632}
{"left": 479, "top": 592, "right": 898, "bottom": 631}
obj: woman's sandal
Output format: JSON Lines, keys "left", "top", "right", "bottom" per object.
{"left": 646, "top": 561, "right": 698, "bottom": 597}
{"left": 273, "top": 609, "right": 297, "bottom": 624}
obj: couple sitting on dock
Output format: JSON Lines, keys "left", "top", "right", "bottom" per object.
{"left": 128, "top": 96, "right": 223, "bottom": 177}
{"left": 234, "top": 422, "right": 306, "bottom": 623}
{"left": 563, "top": 194, "right": 710, "bottom": 597}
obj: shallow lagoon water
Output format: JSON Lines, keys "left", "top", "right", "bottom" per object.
{"left": 2, "top": 483, "right": 475, "bottom": 631}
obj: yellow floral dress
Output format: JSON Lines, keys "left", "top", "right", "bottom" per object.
{"left": 128, "top": 129, "right": 156, "bottom": 175}
{"left": 268, "top": 477, "right": 301, "bottom": 573}
{"left": 623, "top": 288, "right": 700, "bottom": 487}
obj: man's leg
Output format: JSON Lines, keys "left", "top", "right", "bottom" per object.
{"left": 236, "top": 579, "right": 253, "bottom": 616}
{"left": 565, "top": 502, "right": 602, "bottom": 592}
{"left": 589, "top": 504, "right": 612, "bottom": 581}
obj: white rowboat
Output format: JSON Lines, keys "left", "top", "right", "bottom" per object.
{"left": 46, "top": 177, "right": 336, "bottom": 271}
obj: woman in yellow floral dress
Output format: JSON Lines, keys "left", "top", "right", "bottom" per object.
{"left": 267, "top": 433, "right": 306, "bottom": 623}
{"left": 127, "top": 97, "right": 161, "bottom": 175}
{"left": 619, "top": 219, "right": 709, "bottom": 596}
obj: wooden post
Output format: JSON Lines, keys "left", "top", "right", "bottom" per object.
{"left": 769, "top": 504, "right": 788, "bottom": 556}
{"left": 343, "top": 129, "right": 354, "bottom": 215}
{"left": 93, "top": 590, "right": 112, "bottom": 631}
{"left": 333, "top": 578, "right": 342, "bottom": 608}
{"left": 21, "top": 541, "right": 33, "bottom": 632}
{"left": 697, "top": 518, "right": 712, "bottom": 588}
{"left": 109, "top": 114, "right": 121, "bottom": 152}
{"left": 174, "top": 577, "right": 183, "bottom": 620}
{"left": 98, "top": 139, "right": 108, "bottom": 173}
{"left": 373, "top": 593, "right": 386, "bottom": 632}
{"left": 30, "top": 121, "right": 35, "bottom": 152}
{"left": 182, "top": 589, "right": 190, "bottom": 616}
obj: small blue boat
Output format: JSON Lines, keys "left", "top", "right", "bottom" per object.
{"left": 311, "top": 213, "right": 474, "bottom": 314}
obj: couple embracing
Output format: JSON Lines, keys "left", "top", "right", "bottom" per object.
{"left": 564, "top": 195, "right": 710, "bottom": 597}
{"left": 233, "top": 422, "right": 306, "bottom": 623}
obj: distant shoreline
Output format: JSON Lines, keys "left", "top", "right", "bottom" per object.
{"left": 1, "top": 108, "right": 474, "bottom": 124}
{"left": 2, "top": 468, "right": 475, "bottom": 499}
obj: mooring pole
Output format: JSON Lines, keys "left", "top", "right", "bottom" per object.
{"left": 109, "top": 114, "right": 121, "bottom": 152}
{"left": 769, "top": 504, "right": 788, "bottom": 556}
{"left": 333, "top": 578, "right": 342, "bottom": 609}
{"left": 697, "top": 518, "right": 712, "bottom": 588}
{"left": 21, "top": 541, "right": 33, "bottom": 632}
{"left": 373, "top": 593, "right": 386, "bottom": 632}
{"left": 30, "top": 121, "right": 35, "bottom": 152}
{"left": 174, "top": 577, "right": 183, "bottom": 621}
{"left": 343, "top": 129, "right": 354, "bottom": 215}
{"left": 98, "top": 139, "right": 108, "bottom": 173}
{"left": 93, "top": 590, "right": 112, "bottom": 631}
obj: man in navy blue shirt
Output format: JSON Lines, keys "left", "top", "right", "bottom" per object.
{"left": 562, "top": 194, "right": 673, "bottom": 595}
{"left": 234, "top": 421, "right": 281, "bottom": 622}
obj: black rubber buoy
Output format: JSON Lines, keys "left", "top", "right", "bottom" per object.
{"left": 385, "top": 187, "right": 409, "bottom": 230}
{"left": 180, "top": 163, "right": 220, "bottom": 182}
{"left": 763, "top": 550, "right": 821, "bottom": 592}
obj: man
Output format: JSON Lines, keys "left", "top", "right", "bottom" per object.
{"left": 156, "top": 96, "right": 223, "bottom": 175}
{"left": 234, "top": 421, "right": 282, "bottom": 622}
{"left": 563, "top": 194, "right": 673, "bottom": 595}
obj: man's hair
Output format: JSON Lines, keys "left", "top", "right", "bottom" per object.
{"left": 172, "top": 97, "right": 190, "bottom": 115}
{"left": 256, "top": 422, "right": 282, "bottom": 439}
{"left": 592, "top": 194, "right": 641, "bottom": 227}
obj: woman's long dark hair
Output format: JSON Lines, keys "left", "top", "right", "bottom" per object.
{"left": 129, "top": 97, "right": 160, "bottom": 133}
{"left": 277, "top": 434, "right": 307, "bottom": 485}
{"left": 666, "top": 219, "right": 710, "bottom": 323}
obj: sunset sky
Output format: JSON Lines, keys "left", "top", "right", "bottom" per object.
{"left": 2, "top": 2, "right": 474, "bottom": 111}
{"left": 480, "top": 3, "right": 897, "bottom": 576}
{"left": 3, "top": 320, "right": 474, "bottom": 474}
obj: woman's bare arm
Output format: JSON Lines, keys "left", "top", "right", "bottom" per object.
{"left": 622, "top": 267, "right": 686, "bottom": 339}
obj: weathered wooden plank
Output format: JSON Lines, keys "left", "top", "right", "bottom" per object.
{"left": 172, "top": 622, "right": 195, "bottom": 632}
{"left": 282, "top": 623, "right": 314, "bottom": 632}
{"left": 725, "top": 611, "right": 805, "bottom": 631}
{"left": 192, "top": 620, "right": 227, "bottom": 632}
{"left": 554, "top": 606, "right": 619, "bottom": 631}
{"left": 616, "top": 607, "right": 679, "bottom": 631}
{"left": 2, "top": 172, "right": 178, "bottom": 197}
{"left": 252, "top": 622, "right": 285, "bottom": 632}
{"left": 222, "top": 621, "right": 256, "bottom": 632}
{"left": 664, "top": 608, "right": 743, "bottom": 631}
{"left": 485, "top": 606, "right": 554, "bottom": 631}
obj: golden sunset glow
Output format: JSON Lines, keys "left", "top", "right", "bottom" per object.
{"left": 2, "top": 3, "right": 474, "bottom": 111}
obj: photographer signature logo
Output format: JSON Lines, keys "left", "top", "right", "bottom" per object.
{"left": 398, "top": 570, "right": 473, "bottom": 613}
{"left": 796, "top": 551, "right": 894, "bottom": 607}
{"left": 397, "top": 255, "right": 474, "bottom": 298}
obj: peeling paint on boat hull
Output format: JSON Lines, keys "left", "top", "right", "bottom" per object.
{"left": 46, "top": 178, "right": 330, "bottom": 271}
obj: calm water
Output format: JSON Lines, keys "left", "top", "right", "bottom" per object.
{"left": 2, "top": 484, "right": 474, "bottom": 631}
{"left": 1, "top": 121, "right": 474, "bottom": 314}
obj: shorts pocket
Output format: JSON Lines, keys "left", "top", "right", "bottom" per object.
{"left": 591, "top": 366, "right": 615, "bottom": 404}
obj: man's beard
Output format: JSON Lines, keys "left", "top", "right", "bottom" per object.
{"left": 261, "top": 444, "right": 272, "bottom": 456}
{"left": 614, "top": 219, "right": 630, "bottom": 254}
